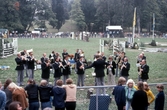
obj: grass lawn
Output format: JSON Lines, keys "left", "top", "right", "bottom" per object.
{"left": 0, "top": 37, "right": 167, "bottom": 109}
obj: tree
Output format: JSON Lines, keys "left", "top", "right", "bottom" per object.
{"left": 52, "top": 0, "right": 65, "bottom": 31}
{"left": 94, "top": 0, "right": 109, "bottom": 32}
{"left": 18, "top": 0, "right": 37, "bottom": 32}
{"left": 80, "top": 0, "right": 96, "bottom": 31}
{"left": 70, "top": 0, "right": 86, "bottom": 31}
{"left": 0, "top": 0, "right": 24, "bottom": 31}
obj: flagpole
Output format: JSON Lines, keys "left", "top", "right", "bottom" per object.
{"left": 153, "top": 13, "right": 155, "bottom": 40}
{"left": 132, "top": 7, "right": 136, "bottom": 45}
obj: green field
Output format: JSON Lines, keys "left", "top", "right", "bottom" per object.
{"left": 0, "top": 37, "right": 167, "bottom": 109}
{"left": 0, "top": 37, "right": 167, "bottom": 84}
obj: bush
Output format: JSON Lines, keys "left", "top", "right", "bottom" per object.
{"left": 150, "top": 40, "right": 156, "bottom": 46}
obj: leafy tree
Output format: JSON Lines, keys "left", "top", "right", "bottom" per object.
{"left": 49, "top": 18, "right": 58, "bottom": 28}
{"left": 0, "top": 0, "right": 24, "bottom": 31}
{"left": 80, "top": 0, "right": 96, "bottom": 31}
{"left": 18, "top": 0, "right": 37, "bottom": 32}
{"left": 52, "top": 0, "right": 65, "bottom": 31}
{"left": 70, "top": 0, "right": 86, "bottom": 31}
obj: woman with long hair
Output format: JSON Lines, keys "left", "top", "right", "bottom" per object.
{"left": 143, "top": 82, "right": 155, "bottom": 110}
{"left": 8, "top": 82, "right": 28, "bottom": 110}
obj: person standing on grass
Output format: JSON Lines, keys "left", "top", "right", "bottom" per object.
{"left": 41, "top": 58, "right": 51, "bottom": 82}
{"left": 27, "top": 52, "right": 36, "bottom": 79}
{"left": 62, "top": 55, "right": 71, "bottom": 84}
{"left": 112, "top": 77, "right": 126, "bottom": 110}
{"left": 62, "top": 49, "right": 69, "bottom": 61}
{"left": 106, "top": 55, "right": 116, "bottom": 85}
{"left": 76, "top": 56, "right": 85, "bottom": 86}
{"left": 131, "top": 81, "right": 148, "bottom": 110}
{"left": 154, "top": 84, "right": 165, "bottom": 110}
{"left": 38, "top": 80, "right": 53, "bottom": 110}
{"left": 52, "top": 80, "right": 66, "bottom": 110}
{"left": 63, "top": 78, "right": 76, "bottom": 110}
{"left": 125, "top": 79, "right": 136, "bottom": 110}
{"left": 52, "top": 57, "right": 63, "bottom": 86}
{"left": 143, "top": 82, "right": 155, "bottom": 110}
{"left": 121, "top": 57, "right": 130, "bottom": 82}
{"left": 15, "top": 52, "right": 24, "bottom": 86}
{"left": 85, "top": 55, "right": 109, "bottom": 95}
{"left": 139, "top": 60, "right": 149, "bottom": 82}
{"left": 24, "top": 79, "right": 39, "bottom": 110}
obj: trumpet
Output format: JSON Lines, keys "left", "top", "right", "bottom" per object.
{"left": 59, "top": 62, "right": 65, "bottom": 69}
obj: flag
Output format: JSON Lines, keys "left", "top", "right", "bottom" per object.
{"left": 133, "top": 7, "right": 136, "bottom": 27}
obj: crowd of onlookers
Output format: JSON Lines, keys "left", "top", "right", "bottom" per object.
{"left": 0, "top": 78, "right": 77, "bottom": 110}
{"left": 0, "top": 77, "right": 165, "bottom": 110}
{"left": 113, "top": 77, "right": 165, "bottom": 110}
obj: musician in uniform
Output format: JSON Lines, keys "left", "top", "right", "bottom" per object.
{"left": 27, "top": 52, "right": 35, "bottom": 79}
{"left": 118, "top": 52, "right": 126, "bottom": 77}
{"left": 41, "top": 53, "right": 47, "bottom": 64}
{"left": 139, "top": 60, "right": 149, "bottom": 82}
{"left": 62, "top": 55, "right": 71, "bottom": 84}
{"left": 106, "top": 56, "right": 116, "bottom": 85}
{"left": 121, "top": 57, "right": 130, "bottom": 82}
{"left": 52, "top": 57, "right": 63, "bottom": 85}
{"left": 76, "top": 56, "right": 85, "bottom": 86}
{"left": 74, "top": 49, "right": 80, "bottom": 73}
{"left": 21, "top": 50, "right": 28, "bottom": 78}
{"left": 49, "top": 51, "right": 56, "bottom": 64}
{"left": 41, "top": 58, "right": 51, "bottom": 82}
{"left": 62, "top": 49, "right": 68, "bottom": 61}
{"left": 15, "top": 52, "right": 24, "bottom": 86}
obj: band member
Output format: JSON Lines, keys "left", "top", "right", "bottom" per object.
{"left": 15, "top": 52, "right": 24, "bottom": 86}
{"left": 74, "top": 49, "right": 80, "bottom": 62}
{"left": 76, "top": 56, "right": 85, "bottom": 86}
{"left": 41, "top": 58, "right": 51, "bottom": 82}
{"left": 121, "top": 57, "right": 130, "bottom": 81}
{"left": 49, "top": 51, "right": 56, "bottom": 64}
{"left": 21, "top": 50, "right": 28, "bottom": 78}
{"left": 118, "top": 52, "right": 126, "bottom": 77}
{"left": 106, "top": 56, "right": 116, "bottom": 85}
{"left": 41, "top": 53, "right": 47, "bottom": 64}
{"left": 62, "top": 55, "right": 71, "bottom": 84}
{"left": 52, "top": 57, "right": 63, "bottom": 85}
{"left": 62, "top": 49, "right": 68, "bottom": 61}
{"left": 101, "top": 52, "right": 106, "bottom": 62}
{"left": 139, "top": 60, "right": 149, "bottom": 82}
{"left": 27, "top": 52, "right": 36, "bottom": 79}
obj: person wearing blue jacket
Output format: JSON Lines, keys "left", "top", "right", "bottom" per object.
{"left": 155, "top": 84, "right": 165, "bottom": 110}
{"left": 125, "top": 79, "right": 136, "bottom": 110}
{"left": 112, "top": 77, "right": 126, "bottom": 110}
{"left": 52, "top": 80, "right": 66, "bottom": 110}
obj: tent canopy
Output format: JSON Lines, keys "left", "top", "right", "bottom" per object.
{"left": 106, "top": 26, "right": 123, "bottom": 31}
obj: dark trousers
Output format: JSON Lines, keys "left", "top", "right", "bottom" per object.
{"left": 117, "top": 104, "right": 124, "bottom": 110}
{"left": 55, "top": 108, "right": 65, "bottom": 110}
{"left": 65, "top": 102, "right": 76, "bottom": 110}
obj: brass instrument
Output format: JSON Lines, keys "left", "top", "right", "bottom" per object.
{"left": 59, "top": 62, "right": 65, "bottom": 69}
